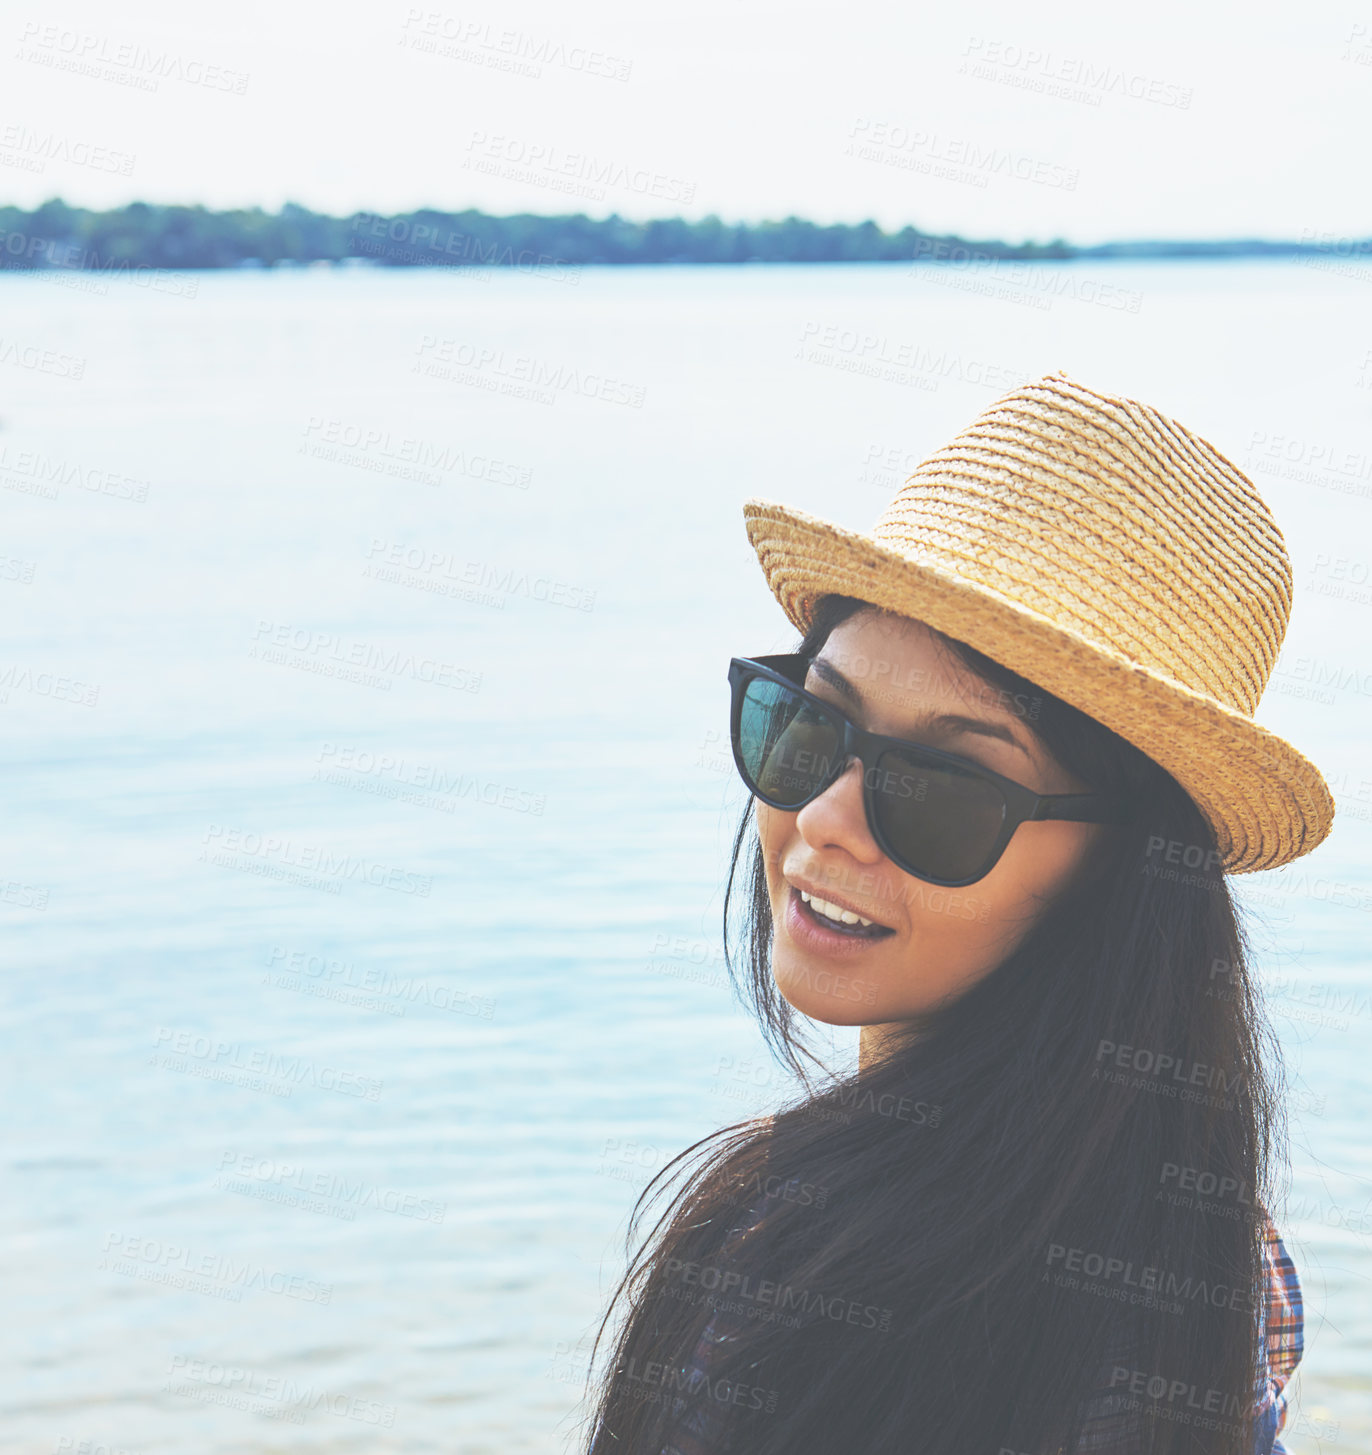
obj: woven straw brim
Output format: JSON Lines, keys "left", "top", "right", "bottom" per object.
{"left": 743, "top": 498, "right": 1335, "bottom": 876}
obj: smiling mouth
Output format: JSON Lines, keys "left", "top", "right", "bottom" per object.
{"left": 794, "top": 886, "right": 894, "bottom": 939}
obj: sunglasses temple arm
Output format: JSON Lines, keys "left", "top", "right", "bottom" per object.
{"left": 1030, "top": 791, "right": 1136, "bottom": 825}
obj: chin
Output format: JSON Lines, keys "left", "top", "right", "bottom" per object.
{"left": 772, "top": 958, "right": 884, "bottom": 1027}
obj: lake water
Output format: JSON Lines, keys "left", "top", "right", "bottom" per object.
{"left": 1, "top": 258, "right": 1369, "bottom": 1452}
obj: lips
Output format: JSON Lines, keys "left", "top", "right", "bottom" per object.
{"left": 782, "top": 884, "right": 894, "bottom": 960}
{"left": 787, "top": 877, "right": 894, "bottom": 932}
{"left": 798, "top": 893, "right": 891, "bottom": 938}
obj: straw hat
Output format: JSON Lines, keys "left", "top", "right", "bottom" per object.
{"left": 741, "top": 369, "right": 1334, "bottom": 875}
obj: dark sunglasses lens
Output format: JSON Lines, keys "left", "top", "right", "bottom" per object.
{"left": 736, "top": 676, "right": 843, "bottom": 806}
{"left": 871, "top": 748, "right": 1007, "bottom": 882}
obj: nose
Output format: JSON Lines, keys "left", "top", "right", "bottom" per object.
{"left": 794, "top": 756, "right": 884, "bottom": 864}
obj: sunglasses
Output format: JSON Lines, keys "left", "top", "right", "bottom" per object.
{"left": 727, "top": 653, "right": 1135, "bottom": 887}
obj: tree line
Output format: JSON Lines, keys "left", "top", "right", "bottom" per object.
{"left": 0, "top": 198, "right": 1362, "bottom": 271}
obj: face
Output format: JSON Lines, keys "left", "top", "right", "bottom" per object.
{"left": 756, "top": 610, "right": 1105, "bottom": 1048}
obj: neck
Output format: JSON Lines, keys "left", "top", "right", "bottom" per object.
{"left": 859, "top": 1017, "right": 935, "bottom": 1072}
{"left": 859, "top": 1022, "right": 899, "bottom": 1073}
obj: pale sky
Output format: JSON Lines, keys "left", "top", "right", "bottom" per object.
{"left": 1, "top": 0, "right": 1368, "bottom": 246}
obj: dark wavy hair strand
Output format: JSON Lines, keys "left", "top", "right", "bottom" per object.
{"left": 578, "top": 593, "right": 1286, "bottom": 1455}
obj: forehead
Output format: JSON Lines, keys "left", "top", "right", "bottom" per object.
{"left": 822, "top": 612, "right": 1007, "bottom": 708}
{"left": 813, "top": 613, "right": 1040, "bottom": 756}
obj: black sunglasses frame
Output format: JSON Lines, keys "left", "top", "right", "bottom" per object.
{"left": 728, "top": 653, "right": 1135, "bottom": 887}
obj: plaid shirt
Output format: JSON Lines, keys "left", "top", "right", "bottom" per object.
{"left": 659, "top": 1181, "right": 1303, "bottom": 1455}
{"left": 1257, "top": 1215, "right": 1304, "bottom": 1455}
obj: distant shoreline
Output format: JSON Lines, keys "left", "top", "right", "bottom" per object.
{"left": 0, "top": 199, "right": 1368, "bottom": 273}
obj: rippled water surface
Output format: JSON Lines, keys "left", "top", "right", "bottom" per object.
{"left": 1, "top": 259, "right": 1369, "bottom": 1451}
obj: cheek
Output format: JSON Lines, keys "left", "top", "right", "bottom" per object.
{"left": 771, "top": 954, "right": 883, "bottom": 1023}
{"left": 755, "top": 803, "right": 789, "bottom": 881}
{"left": 898, "top": 882, "right": 1006, "bottom": 965}
{"left": 969, "top": 823, "right": 1101, "bottom": 925}
{"left": 1017, "top": 822, "right": 1102, "bottom": 892}
{"left": 895, "top": 825, "right": 1097, "bottom": 947}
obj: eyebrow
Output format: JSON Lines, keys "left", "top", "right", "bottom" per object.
{"left": 807, "top": 656, "right": 1033, "bottom": 760}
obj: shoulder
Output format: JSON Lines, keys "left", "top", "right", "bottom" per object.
{"left": 1259, "top": 1211, "right": 1303, "bottom": 1379}
{"left": 1255, "top": 1210, "right": 1303, "bottom": 1453}
{"left": 714, "top": 1114, "right": 787, "bottom": 1256}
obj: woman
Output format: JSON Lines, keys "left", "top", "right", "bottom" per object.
{"left": 581, "top": 372, "right": 1325, "bottom": 1455}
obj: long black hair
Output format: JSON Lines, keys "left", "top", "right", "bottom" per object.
{"left": 580, "top": 593, "right": 1286, "bottom": 1455}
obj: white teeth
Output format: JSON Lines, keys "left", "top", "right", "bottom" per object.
{"left": 799, "top": 889, "right": 878, "bottom": 928}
